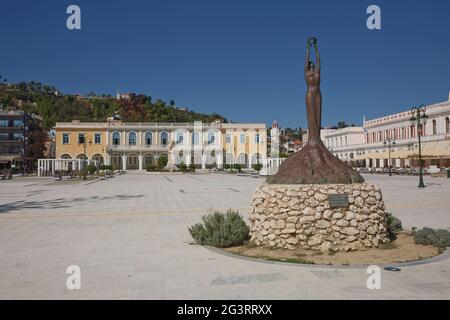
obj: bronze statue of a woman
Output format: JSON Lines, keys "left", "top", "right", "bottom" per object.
{"left": 267, "top": 37, "right": 364, "bottom": 184}
{"left": 304, "top": 37, "right": 322, "bottom": 144}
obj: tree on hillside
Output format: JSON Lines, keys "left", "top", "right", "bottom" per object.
{"left": 337, "top": 121, "right": 348, "bottom": 128}
{"left": 1, "top": 80, "right": 229, "bottom": 125}
{"left": 118, "top": 94, "right": 147, "bottom": 122}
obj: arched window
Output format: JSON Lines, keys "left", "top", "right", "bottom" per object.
{"left": 176, "top": 132, "right": 184, "bottom": 144}
{"left": 112, "top": 132, "right": 120, "bottom": 145}
{"left": 240, "top": 133, "right": 246, "bottom": 144}
{"left": 143, "top": 154, "right": 155, "bottom": 166}
{"left": 161, "top": 132, "right": 168, "bottom": 146}
{"left": 446, "top": 117, "right": 450, "bottom": 133}
{"left": 192, "top": 132, "right": 200, "bottom": 145}
{"left": 145, "top": 132, "right": 152, "bottom": 145}
{"left": 255, "top": 133, "right": 260, "bottom": 144}
{"left": 432, "top": 120, "right": 437, "bottom": 135}
{"left": 420, "top": 124, "right": 425, "bottom": 136}
{"left": 237, "top": 153, "right": 248, "bottom": 166}
{"left": 92, "top": 154, "right": 104, "bottom": 164}
{"left": 208, "top": 132, "right": 215, "bottom": 144}
{"left": 251, "top": 153, "right": 263, "bottom": 165}
{"left": 128, "top": 132, "right": 136, "bottom": 145}
{"left": 410, "top": 125, "right": 415, "bottom": 138}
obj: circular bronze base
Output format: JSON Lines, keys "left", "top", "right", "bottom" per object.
{"left": 267, "top": 141, "right": 364, "bottom": 185}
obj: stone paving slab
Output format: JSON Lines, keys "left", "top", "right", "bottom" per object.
{"left": 0, "top": 173, "right": 449, "bottom": 299}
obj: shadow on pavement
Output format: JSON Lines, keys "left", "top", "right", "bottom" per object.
{"left": 0, "top": 194, "right": 145, "bottom": 214}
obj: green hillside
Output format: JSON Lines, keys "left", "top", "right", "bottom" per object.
{"left": 0, "top": 81, "right": 228, "bottom": 129}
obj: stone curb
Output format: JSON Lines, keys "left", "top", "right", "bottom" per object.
{"left": 204, "top": 245, "right": 450, "bottom": 270}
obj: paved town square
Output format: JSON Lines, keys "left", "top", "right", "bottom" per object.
{"left": 0, "top": 173, "right": 449, "bottom": 299}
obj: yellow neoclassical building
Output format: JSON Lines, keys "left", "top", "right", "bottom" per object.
{"left": 54, "top": 119, "right": 267, "bottom": 171}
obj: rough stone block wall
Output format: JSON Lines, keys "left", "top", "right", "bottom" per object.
{"left": 249, "top": 183, "right": 389, "bottom": 252}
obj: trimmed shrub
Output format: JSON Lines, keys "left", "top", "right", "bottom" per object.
{"left": 177, "top": 162, "right": 187, "bottom": 172}
{"left": 86, "top": 164, "right": 97, "bottom": 174}
{"left": 189, "top": 163, "right": 196, "bottom": 172}
{"left": 158, "top": 155, "right": 168, "bottom": 169}
{"left": 188, "top": 209, "right": 250, "bottom": 248}
{"left": 252, "top": 163, "right": 263, "bottom": 172}
{"left": 385, "top": 212, "right": 402, "bottom": 239}
{"left": 223, "top": 164, "right": 231, "bottom": 170}
{"left": 146, "top": 165, "right": 157, "bottom": 172}
{"left": 206, "top": 163, "right": 216, "bottom": 170}
{"left": 413, "top": 227, "right": 450, "bottom": 248}
{"left": 100, "top": 164, "right": 113, "bottom": 171}
{"left": 232, "top": 164, "right": 242, "bottom": 172}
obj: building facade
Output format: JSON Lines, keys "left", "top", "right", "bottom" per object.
{"left": 55, "top": 120, "right": 267, "bottom": 171}
{"left": 0, "top": 110, "right": 44, "bottom": 172}
{"left": 360, "top": 96, "right": 450, "bottom": 169}
{"left": 323, "top": 127, "right": 366, "bottom": 164}
{"left": 298, "top": 94, "right": 450, "bottom": 170}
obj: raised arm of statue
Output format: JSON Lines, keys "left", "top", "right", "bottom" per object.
{"left": 304, "top": 43, "right": 311, "bottom": 74}
{"left": 314, "top": 43, "right": 320, "bottom": 73}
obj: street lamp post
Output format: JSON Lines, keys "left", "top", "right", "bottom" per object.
{"left": 410, "top": 105, "right": 428, "bottom": 188}
{"left": 78, "top": 133, "right": 92, "bottom": 180}
{"left": 356, "top": 147, "right": 365, "bottom": 168}
{"left": 383, "top": 139, "right": 396, "bottom": 176}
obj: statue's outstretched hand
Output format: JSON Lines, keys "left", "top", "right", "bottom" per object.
{"left": 307, "top": 37, "right": 317, "bottom": 47}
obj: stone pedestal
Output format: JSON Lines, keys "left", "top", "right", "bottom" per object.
{"left": 249, "top": 183, "right": 389, "bottom": 252}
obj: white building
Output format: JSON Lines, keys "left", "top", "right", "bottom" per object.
{"left": 358, "top": 94, "right": 450, "bottom": 169}
{"left": 323, "top": 127, "right": 366, "bottom": 163}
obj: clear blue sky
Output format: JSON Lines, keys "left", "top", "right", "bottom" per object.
{"left": 1, "top": 0, "right": 449, "bottom": 128}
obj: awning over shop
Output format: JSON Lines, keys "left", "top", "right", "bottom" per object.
{"left": 354, "top": 152, "right": 389, "bottom": 160}
{"left": 354, "top": 140, "right": 450, "bottom": 160}
{"left": 407, "top": 141, "right": 450, "bottom": 158}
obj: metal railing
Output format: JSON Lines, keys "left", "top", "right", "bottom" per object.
{"left": 106, "top": 144, "right": 169, "bottom": 152}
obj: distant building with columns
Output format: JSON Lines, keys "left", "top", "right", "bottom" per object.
{"left": 323, "top": 127, "right": 366, "bottom": 163}
{"left": 358, "top": 95, "right": 450, "bottom": 169}
{"left": 53, "top": 119, "right": 267, "bottom": 171}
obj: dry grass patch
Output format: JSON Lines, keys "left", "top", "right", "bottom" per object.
{"left": 224, "top": 232, "right": 440, "bottom": 266}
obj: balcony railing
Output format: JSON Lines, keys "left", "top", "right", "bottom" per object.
{"left": 106, "top": 144, "right": 169, "bottom": 152}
